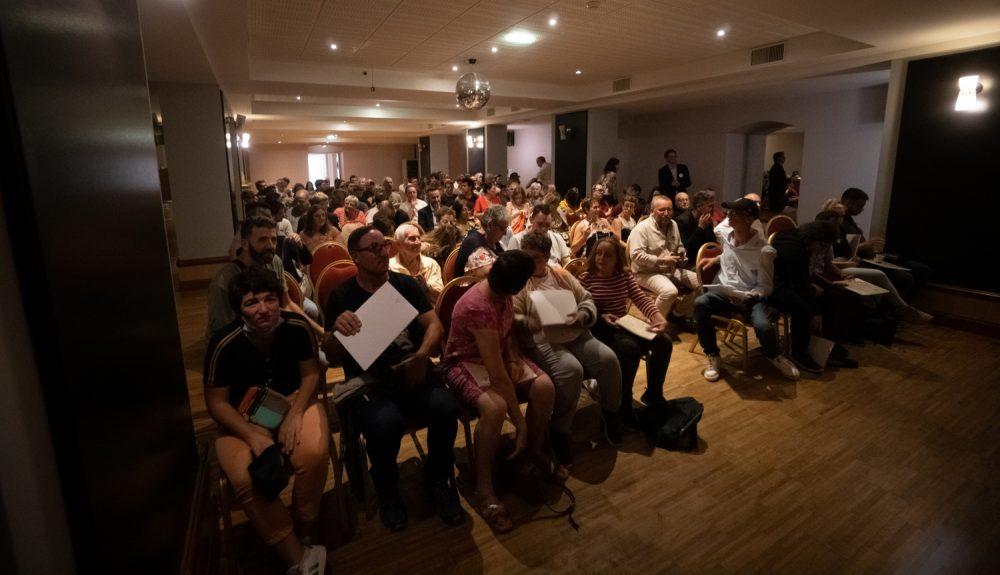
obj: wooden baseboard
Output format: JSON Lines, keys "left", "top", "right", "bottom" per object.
{"left": 932, "top": 313, "right": 1000, "bottom": 339}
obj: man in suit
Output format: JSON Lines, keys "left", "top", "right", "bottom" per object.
{"left": 418, "top": 187, "right": 442, "bottom": 232}
{"left": 657, "top": 149, "right": 691, "bottom": 202}
{"left": 767, "top": 151, "right": 788, "bottom": 213}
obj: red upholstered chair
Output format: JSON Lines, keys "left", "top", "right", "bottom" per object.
{"left": 441, "top": 246, "right": 462, "bottom": 284}
{"left": 314, "top": 260, "right": 357, "bottom": 319}
{"left": 563, "top": 257, "right": 587, "bottom": 278}
{"left": 765, "top": 215, "right": 796, "bottom": 237}
{"left": 310, "top": 242, "right": 351, "bottom": 285}
{"left": 435, "top": 275, "right": 480, "bottom": 344}
{"left": 283, "top": 271, "right": 304, "bottom": 308}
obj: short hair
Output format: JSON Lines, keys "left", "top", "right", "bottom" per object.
{"left": 310, "top": 191, "right": 329, "bottom": 205}
{"left": 347, "top": 225, "right": 377, "bottom": 253}
{"left": 394, "top": 222, "right": 420, "bottom": 241}
{"left": 530, "top": 202, "right": 553, "bottom": 218}
{"left": 481, "top": 204, "right": 508, "bottom": 227}
{"left": 344, "top": 195, "right": 359, "bottom": 207}
{"left": 371, "top": 214, "right": 395, "bottom": 236}
{"left": 459, "top": 176, "right": 475, "bottom": 188}
{"left": 773, "top": 151, "right": 785, "bottom": 162}
{"left": 814, "top": 210, "right": 843, "bottom": 224}
{"left": 227, "top": 265, "right": 282, "bottom": 313}
{"left": 692, "top": 189, "right": 716, "bottom": 208}
{"left": 487, "top": 251, "right": 535, "bottom": 296}
{"left": 536, "top": 156, "right": 546, "bottom": 163}
{"left": 520, "top": 230, "right": 552, "bottom": 255}
{"left": 240, "top": 215, "right": 276, "bottom": 239}
{"left": 664, "top": 149, "right": 677, "bottom": 158}
{"left": 798, "top": 221, "right": 840, "bottom": 246}
{"left": 585, "top": 237, "right": 627, "bottom": 276}
{"left": 565, "top": 187, "right": 580, "bottom": 206}
{"left": 841, "top": 187, "right": 869, "bottom": 202}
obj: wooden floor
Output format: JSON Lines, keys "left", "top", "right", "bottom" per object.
{"left": 176, "top": 289, "right": 1000, "bottom": 574}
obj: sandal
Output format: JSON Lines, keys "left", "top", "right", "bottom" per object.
{"left": 474, "top": 494, "right": 513, "bottom": 533}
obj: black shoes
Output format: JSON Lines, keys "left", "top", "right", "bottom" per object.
{"left": 550, "top": 430, "right": 574, "bottom": 467}
{"left": 602, "top": 410, "right": 624, "bottom": 447}
{"left": 426, "top": 477, "right": 465, "bottom": 526}
{"left": 620, "top": 409, "right": 640, "bottom": 432}
{"left": 379, "top": 497, "right": 408, "bottom": 532}
{"left": 791, "top": 352, "right": 824, "bottom": 374}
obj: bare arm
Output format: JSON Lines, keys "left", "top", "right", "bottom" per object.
{"left": 205, "top": 387, "right": 274, "bottom": 455}
{"left": 472, "top": 328, "right": 524, "bottom": 425}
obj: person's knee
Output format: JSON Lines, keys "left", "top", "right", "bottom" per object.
{"left": 530, "top": 373, "right": 555, "bottom": 402}
{"left": 426, "top": 387, "right": 460, "bottom": 421}
{"left": 360, "top": 406, "right": 405, "bottom": 443}
{"left": 476, "top": 392, "right": 506, "bottom": 426}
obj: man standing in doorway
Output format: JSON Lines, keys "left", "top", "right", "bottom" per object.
{"left": 767, "top": 151, "right": 788, "bottom": 213}
{"left": 535, "top": 156, "right": 553, "bottom": 186}
{"left": 657, "top": 149, "right": 691, "bottom": 202}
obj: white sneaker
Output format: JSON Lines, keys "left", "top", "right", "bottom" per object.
{"left": 287, "top": 544, "right": 327, "bottom": 575}
{"left": 769, "top": 355, "right": 800, "bottom": 381}
{"left": 703, "top": 354, "right": 722, "bottom": 382}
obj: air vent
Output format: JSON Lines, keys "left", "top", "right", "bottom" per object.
{"left": 750, "top": 43, "right": 784, "bottom": 66}
{"left": 612, "top": 77, "right": 632, "bottom": 92}
{"left": 486, "top": 108, "right": 496, "bottom": 117}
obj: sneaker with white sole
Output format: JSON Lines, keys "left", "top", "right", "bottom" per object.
{"left": 769, "top": 355, "right": 800, "bottom": 381}
{"left": 287, "top": 544, "right": 327, "bottom": 575}
{"left": 703, "top": 354, "right": 722, "bottom": 382}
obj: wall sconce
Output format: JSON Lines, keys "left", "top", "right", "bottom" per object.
{"left": 955, "top": 75, "right": 985, "bottom": 112}
{"left": 240, "top": 133, "right": 250, "bottom": 149}
{"left": 466, "top": 134, "right": 484, "bottom": 149}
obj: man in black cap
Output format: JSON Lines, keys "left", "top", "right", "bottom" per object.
{"left": 695, "top": 198, "right": 800, "bottom": 382}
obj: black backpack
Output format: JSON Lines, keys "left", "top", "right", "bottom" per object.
{"left": 639, "top": 397, "right": 704, "bottom": 450}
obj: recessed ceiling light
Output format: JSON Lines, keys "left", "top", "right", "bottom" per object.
{"left": 296, "top": 95, "right": 301, "bottom": 101}
{"left": 548, "top": 17, "right": 558, "bottom": 27}
{"left": 502, "top": 30, "right": 537, "bottom": 45}
{"left": 716, "top": 28, "right": 726, "bottom": 38}
{"left": 575, "top": 69, "right": 582, "bottom": 75}
{"left": 451, "top": 64, "right": 459, "bottom": 71}
{"left": 375, "top": 102, "right": 381, "bottom": 107}
{"left": 491, "top": 46, "right": 498, "bottom": 53}
{"left": 455, "top": 104, "right": 460, "bottom": 108}
{"left": 277, "top": 140, "right": 282, "bottom": 144}
{"left": 330, "top": 43, "right": 338, "bottom": 50}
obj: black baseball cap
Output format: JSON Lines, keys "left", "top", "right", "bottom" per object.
{"left": 721, "top": 198, "right": 760, "bottom": 219}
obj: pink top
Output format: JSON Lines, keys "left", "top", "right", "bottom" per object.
{"left": 333, "top": 207, "right": 367, "bottom": 226}
{"left": 474, "top": 194, "right": 501, "bottom": 215}
{"left": 444, "top": 284, "right": 510, "bottom": 366}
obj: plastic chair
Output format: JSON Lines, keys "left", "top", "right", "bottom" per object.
{"left": 441, "top": 245, "right": 462, "bottom": 284}
{"left": 563, "top": 257, "right": 587, "bottom": 278}
{"left": 765, "top": 215, "right": 796, "bottom": 237}
{"left": 310, "top": 242, "right": 351, "bottom": 285}
{"left": 283, "top": 271, "right": 304, "bottom": 308}
{"left": 314, "top": 260, "right": 358, "bottom": 319}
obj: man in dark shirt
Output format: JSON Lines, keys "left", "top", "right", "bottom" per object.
{"left": 767, "top": 152, "right": 788, "bottom": 213}
{"left": 324, "top": 226, "right": 463, "bottom": 532}
{"left": 674, "top": 189, "right": 717, "bottom": 262}
{"left": 657, "top": 149, "right": 691, "bottom": 201}
{"left": 453, "top": 204, "right": 508, "bottom": 277}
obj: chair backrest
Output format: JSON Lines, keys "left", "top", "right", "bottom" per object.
{"left": 310, "top": 242, "right": 352, "bottom": 284}
{"left": 695, "top": 242, "right": 723, "bottom": 287}
{"left": 563, "top": 257, "right": 588, "bottom": 278}
{"left": 441, "top": 245, "right": 462, "bottom": 284}
{"left": 315, "top": 260, "right": 358, "bottom": 313}
{"left": 765, "top": 215, "right": 796, "bottom": 237}
{"left": 283, "top": 271, "right": 304, "bottom": 307}
{"left": 435, "top": 276, "right": 479, "bottom": 344}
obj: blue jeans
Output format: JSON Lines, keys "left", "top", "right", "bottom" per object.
{"left": 694, "top": 292, "right": 779, "bottom": 359}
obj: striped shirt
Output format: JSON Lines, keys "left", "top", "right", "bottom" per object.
{"left": 578, "top": 271, "right": 659, "bottom": 320}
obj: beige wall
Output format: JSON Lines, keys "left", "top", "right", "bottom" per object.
{"left": 249, "top": 144, "right": 310, "bottom": 185}
{"left": 764, "top": 131, "right": 805, "bottom": 175}
{"left": 341, "top": 144, "right": 413, "bottom": 184}
{"left": 448, "top": 134, "right": 465, "bottom": 176}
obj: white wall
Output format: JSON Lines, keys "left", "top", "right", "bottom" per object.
{"left": 249, "top": 144, "right": 310, "bottom": 184}
{"left": 156, "top": 82, "right": 234, "bottom": 261}
{"left": 507, "top": 120, "right": 553, "bottom": 181}
{"left": 429, "top": 134, "right": 449, "bottom": 174}
{"left": 618, "top": 84, "right": 888, "bottom": 234}
{"left": 765, "top": 131, "right": 805, "bottom": 175}
{"left": 587, "top": 109, "right": 619, "bottom": 190}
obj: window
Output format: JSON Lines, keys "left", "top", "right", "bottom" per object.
{"left": 307, "top": 153, "right": 328, "bottom": 183}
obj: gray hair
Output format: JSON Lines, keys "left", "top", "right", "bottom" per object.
{"left": 481, "top": 204, "right": 509, "bottom": 228}
{"left": 344, "top": 194, "right": 359, "bottom": 207}
{"left": 394, "top": 222, "right": 420, "bottom": 241}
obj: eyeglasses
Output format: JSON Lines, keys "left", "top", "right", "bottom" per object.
{"left": 355, "top": 240, "right": 393, "bottom": 256}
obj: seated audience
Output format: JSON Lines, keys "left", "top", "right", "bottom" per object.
{"left": 454, "top": 205, "right": 508, "bottom": 278}
{"left": 559, "top": 187, "right": 584, "bottom": 228}
{"left": 463, "top": 247, "right": 497, "bottom": 280}
{"left": 203, "top": 267, "right": 328, "bottom": 575}
{"left": 590, "top": 184, "right": 614, "bottom": 219}
{"left": 287, "top": 188, "right": 310, "bottom": 231}
{"left": 611, "top": 196, "right": 638, "bottom": 242}
{"left": 390, "top": 223, "right": 444, "bottom": 303}
{"left": 474, "top": 182, "right": 503, "bottom": 217}
{"left": 694, "top": 199, "right": 800, "bottom": 381}
{"left": 505, "top": 185, "right": 531, "bottom": 234}
{"left": 579, "top": 238, "right": 671, "bottom": 430}
{"left": 452, "top": 197, "right": 475, "bottom": 235}
{"left": 324, "top": 226, "right": 464, "bottom": 531}
{"left": 300, "top": 205, "right": 340, "bottom": 253}
{"left": 420, "top": 208, "right": 463, "bottom": 265}
{"left": 514, "top": 233, "right": 624, "bottom": 464}
{"left": 675, "top": 189, "right": 717, "bottom": 261}
{"left": 443, "top": 251, "right": 565, "bottom": 532}
{"left": 332, "top": 195, "right": 367, "bottom": 227}
{"left": 673, "top": 191, "right": 690, "bottom": 219}
{"left": 418, "top": 187, "right": 443, "bottom": 232}
{"left": 627, "top": 195, "right": 698, "bottom": 324}
{"left": 569, "top": 198, "right": 615, "bottom": 257}
{"left": 505, "top": 203, "right": 571, "bottom": 266}
{"left": 399, "top": 184, "right": 427, "bottom": 223}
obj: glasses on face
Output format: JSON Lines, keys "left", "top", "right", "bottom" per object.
{"left": 356, "top": 239, "right": 393, "bottom": 256}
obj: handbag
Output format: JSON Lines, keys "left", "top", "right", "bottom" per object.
{"left": 238, "top": 386, "right": 291, "bottom": 430}
{"left": 638, "top": 397, "right": 703, "bottom": 450}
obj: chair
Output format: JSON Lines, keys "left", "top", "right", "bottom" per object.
{"left": 314, "top": 260, "right": 357, "bottom": 318}
{"left": 436, "top": 275, "right": 480, "bottom": 346}
{"left": 441, "top": 245, "right": 462, "bottom": 284}
{"left": 310, "top": 242, "right": 351, "bottom": 285}
{"left": 563, "top": 257, "right": 587, "bottom": 278}
{"left": 765, "top": 214, "right": 796, "bottom": 237}
{"left": 283, "top": 271, "right": 304, "bottom": 308}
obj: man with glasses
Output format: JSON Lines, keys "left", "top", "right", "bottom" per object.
{"left": 454, "top": 204, "right": 508, "bottom": 277}
{"left": 323, "top": 226, "right": 464, "bottom": 532}
{"left": 505, "top": 203, "right": 571, "bottom": 266}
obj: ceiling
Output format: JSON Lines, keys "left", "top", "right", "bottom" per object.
{"left": 143, "top": 0, "right": 1000, "bottom": 145}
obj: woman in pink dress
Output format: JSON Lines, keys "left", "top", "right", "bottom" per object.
{"left": 443, "top": 250, "right": 566, "bottom": 532}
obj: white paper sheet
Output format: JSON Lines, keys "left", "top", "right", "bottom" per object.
{"left": 616, "top": 314, "right": 656, "bottom": 341}
{"left": 807, "top": 335, "right": 835, "bottom": 367}
{"left": 842, "top": 277, "right": 889, "bottom": 297}
{"left": 861, "top": 258, "right": 911, "bottom": 272}
{"left": 333, "top": 281, "right": 419, "bottom": 371}
{"left": 529, "top": 289, "right": 578, "bottom": 326}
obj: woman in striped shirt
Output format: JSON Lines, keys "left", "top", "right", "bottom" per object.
{"left": 579, "top": 237, "right": 672, "bottom": 429}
